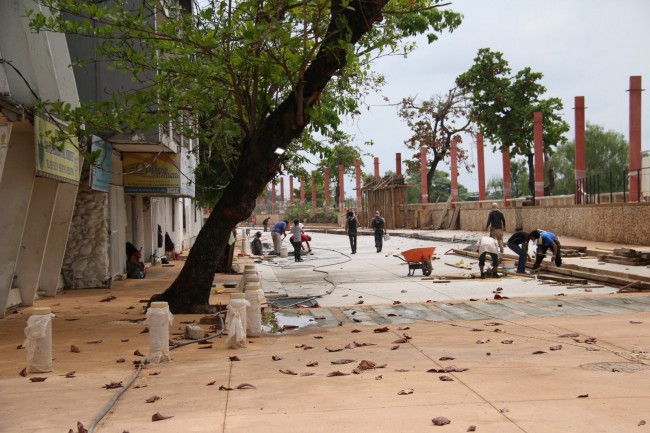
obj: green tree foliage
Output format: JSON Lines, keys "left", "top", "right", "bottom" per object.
{"left": 405, "top": 170, "right": 470, "bottom": 203}
{"left": 548, "top": 123, "right": 629, "bottom": 195}
{"left": 456, "top": 48, "right": 569, "bottom": 201}
{"left": 397, "top": 88, "right": 474, "bottom": 202}
{"left": 28, "top": 0, "right": 462, "bottom": 312}
{"left": 316, "top": 135, "right": 365, "bottom": 209}
{"left": 483, "top": 158, "right": 530, "bottom": 199}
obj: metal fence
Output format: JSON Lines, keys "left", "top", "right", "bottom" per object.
{"left": 575, "top": 166, "right": 649, "bottom": 204}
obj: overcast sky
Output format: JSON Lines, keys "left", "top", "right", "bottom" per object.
{"left": 335, "top": 0, "right": 650, "bottom": 194}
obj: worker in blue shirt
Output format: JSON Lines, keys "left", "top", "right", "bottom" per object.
{"left": 271, "top": 220, "right": 289, "bottom": 255}
{"left": 529, "top": 229, "right": 562, "bottom": 269}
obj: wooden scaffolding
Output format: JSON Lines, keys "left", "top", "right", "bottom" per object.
{"left": 360, "top": 175, "right": 412, "bottom": 229}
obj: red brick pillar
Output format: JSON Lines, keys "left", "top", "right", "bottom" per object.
{"left": 477, "top": 133, "right": 486, "bottom": 203}
{"left": 574, "top": 96, "right": 586, "bottom": 204}
{"left": 338, "top": 164, "right": 345, "bottom": 210}
{"left": 450, "top": 139, "right": 458, "bottom": 203}
{"left": 374, "top": 157, "right": 380, "bottom": 178}
{"left": 271, "top": 182, "right": 277, "bottom": 213}
{"left": 355, "top": 159, "right": 362, "bottom": 212}
{"left": 629, "top": 76, "right": 643, "bottom": 202}
{"left": 324, "top": 167, "right": 330, "bottom": 210}
{"left": 289, "top": 176, "right": 294, "bottom": 204}
{"left": 502, "top": 147, "right": 512, "bottom": 206}
{"left": 280, "top": 177, "right": 285, "bottom": 209}
{"left": 396, "top": 153, "right": 402, "bottom": 176}
{"left": 300, "top": 178, "right": 305, "bottom": 204}
{"left": 420, "top": 146, "right": 428, "bottom": 205}
{"left": 534, "top": 111, "right": 545, "bottom": 203}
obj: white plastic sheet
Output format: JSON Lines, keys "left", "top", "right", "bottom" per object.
{"left": 23, "top": 313, "right": 54, "bottom": 373}
{"left": 225, "top": 298, "right": 250, "bottom": 348}
{"left": 245, "top": 286, "right": 264, "bottom": 337}
{"left": 145, "top": 305, "right": 173, "bottom": 364}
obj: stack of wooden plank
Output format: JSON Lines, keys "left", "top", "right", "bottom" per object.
{"left": 597, "top": 248, "right": 650, "bottom": 266}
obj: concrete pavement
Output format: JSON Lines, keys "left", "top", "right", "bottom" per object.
{"left": 1, "top": 229, "right": 650, "bottom": 433}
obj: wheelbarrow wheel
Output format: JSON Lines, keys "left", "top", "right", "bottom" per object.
{"left": 421, "top": 260, "right": 432, "bottom": 276}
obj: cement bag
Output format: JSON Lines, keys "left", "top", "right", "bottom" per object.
{"left": 145, "top": 303, "right": 174, "bottom": 364}
{"left": 23, "top": 312, "right": 54, "bottom": 373}
{"left": 225, "top": 297, "right": 250, "bottom": 348}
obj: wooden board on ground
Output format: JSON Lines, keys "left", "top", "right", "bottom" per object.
{"left": 536, "top": 274, "right": 588, "bottom": 284}
{"left": 445, "top": 262, "right": 472, "bottom": 270}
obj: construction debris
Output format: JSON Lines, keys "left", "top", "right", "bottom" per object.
{"left": 598, "top": 248, "right": 650, "bottom": 266}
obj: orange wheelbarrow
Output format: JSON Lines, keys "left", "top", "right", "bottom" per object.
{"left": 394, "top": 247, "right": 436, "bottom": 276}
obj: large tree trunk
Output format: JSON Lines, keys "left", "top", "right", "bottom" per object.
{"left": 426, "top": 155, "right": 442, "bottom": 203}
{"left": 150, "top": 0, "right": 389, "bottom": 313}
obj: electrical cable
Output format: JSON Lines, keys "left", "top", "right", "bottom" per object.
{"left": 86, "top": 310, "right": 226, "bottom": 433}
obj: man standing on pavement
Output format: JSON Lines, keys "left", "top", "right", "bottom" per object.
{"left": 486, "top": 203, "right": 506, "bottom": 253}
{"left": 271, "top": 219, "right": 289, "bottom": 255}
{"left": 290, "top": 219, "right": 304, "bottom": 262}
{"left": 344, "top": 210, "right": 358, "bottom": 254}
{"left": 371, "top": 210, "right": 386, "bottom": 253}
{"left": 529, "top": 229, "right": 562, "bottom": 269}
{"left": 478, "top": 235, "right": 500, "bottom": 278}
{"left": 507, "top": 230, "right": 533, "bottom": 274}
{"left": 262, "top": 217, "right": 270, "bottom": 232}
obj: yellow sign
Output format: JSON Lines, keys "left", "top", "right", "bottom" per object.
{"left": 35, "top": 116, "right": 80, "bottom": 184}
{"left": 123, "top": 153, "right": 181, "bottom": 194}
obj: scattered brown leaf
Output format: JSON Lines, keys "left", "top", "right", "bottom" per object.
{"left": 467, "top": 425, "right": 476, "bottom": 431}
{"left": 471, "top": 328, "right": 484, "bottom": 332}
{"left": 325, "top": 347, "right": 344, "bottom": 352}
{"left": 392, "top": 338, "right": 408, "bottom": 344}
{"left": 532, "top": 350, "right": 546, "bottom": 355}
{"left": 64, "top": 371, "right": 76, "bottom": 378}
{"left": 306, "top": 361, "right": 319, "bottom": 367}
{"left": 30, "top": 377, "right": 47, "bottom": 382}
{"left": 19, "top": 368, "right": 26, "bottom": 377}
{"left": 103, "top": 381, "right": 123, "bottom": 389}
{"left": 391, "top": 345, "right": 400, "bottom": 350}
{"left": 375, "top": 375, "right": 383, "bottom": 380}
{"left": 501, "top": 340, "right": 513, "bottom": 344}
{"left": 439, "top": 375, "right": 454, "bottom": 381}
{"left": 397, "top": 326, "right": 410, "bottom": 331}
{"left": 134, "top": 350, "right": 145, "bottom": 356}
{"left": 397, "top": 388, "right": 413, "bottom": 395}
{"left": 236, "top": 383, "right": 256, "bottom": 389}
{"left": 352, "top": 318, "right": 362, "bottom": 323}
{"left": 207, "top": 381, "right": 216, "bottom": 386}
{"left": 145, "top": 396, "right": 161, "bottom": 403}
{"left": 392, "top": 301, "right": 401, "bottom": 305}
{"left": 151, "top": 412, "right": 173, "bottom": 422}
{"left": 219, "top": 385, "right": 233, "bottom": 391}
{"left": 577, "top": 394, "right": 589, "bottom": 398}
{"left": 313, "top": 335, "right": 324, "bottom": 339}
{"left": 331, "top": 359, "right": 355, "bottom": 365}
{"left": 99, "top": 296, "right": 116, "bottom": 302}
{"left": 373, "top": 327, "right": 390, "bottom": 333}
{"left": 149, "top": 371, "right": 161, "bottom": 376}
{"left": 484, "top": 322, "right": 502, "bottom": 326}
{"left": 140, "top": 327, "right": 149, "bottom": 334}
{"left": 70, "top": 345, "right": 81, "bottom": 353}
{"left": 639, "top": 420, "right": 646, "bottom": 426}
{"left": 279, "top": 369, "right": 298, "bottom": 375}
{"left": 355, "top": 300, "right": 364, "bottom": 305}
{"left": 432, "top": 416, "right": 451, "bottom": 426}
{"left": 549, "top": 345, "right": 563, "bottom": 351}
{"left": 272, "top": 355, "right": 283, "bottom": 361}
{"left": 476, "top": 339, "right": 490, "bottom": 344}
{"left": 65, "top": 318, "right": 79, "bottom": 321}
{"left": 16, "top": 344, "right": 23, "bottom": 349}
{"left": 229, "top": 356, "right": 240, "bottom": 362}
{"left": 120, "top": 339, "right": 129, "bottom": 342}
{"left": 351, "top": 329, "right": 361, "bottom": 333}
{"left": 116, "top": 358, "right": 125, "bottom": 363}
{"left": 76, "top": 421, "right": 88, "bottom": 433}
{"left": 85, "top": 340, "right": 103, "bottom": 344}
{"left": 630, "top": 320, "right": 643, "bottom": 324}
{"left": 558, "top": 332, "right": 579, "bottom": 338}
{"left": 198, "top": 345, "right": 212, "bottom": 349}
{"left": 301, "top": 372, "right": 315, "bottom": 376}
{"left": 327, "top": 371, "right": 350, "bottom": 377}
{"left": 499, "top": 408, "right": 509, "bottom": 413}
{"left": 439, "top": 356, "right": 455, "bottom": 361}
{"left": 428, "top": 366, "right": 468, "bottom": 373}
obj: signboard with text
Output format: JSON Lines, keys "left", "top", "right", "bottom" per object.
{"left": 35, "top": 115, "right": 80, "bottom": 185}
{"left": 123, "top": 152, "right": 182, "bottom": 195}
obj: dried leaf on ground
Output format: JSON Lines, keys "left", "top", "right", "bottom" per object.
{"left": 439, "top": 375, "right": 454, "bottom": 381}
{"left": 65, "top": 318, "right": 79, "bottom": 321}
{"left": 301, "top": 372, "right": 315, "bottom": 376}
{"left": 116, "top": 358, "right": 125, "bottom": 363}
{"left": 103, "top": 381, "right": 123, "bottom": 389}
{"left": 392, "top": 338, "right": 408, "bottom": 344}
{"left": 145, "top": 396, "right": 161, "bottom": 403}
{"left": 355, "top": 300, "right": 364, "bottom": 305}
{"left": 99, "top": 296, "right": 116, "bottom": 302}
{"left": 501, "top": 340, "right": 513, "bottom": 344}
{"left": 140, "top": 327, "right": 149, "bottom": 334}
{"left": 484, "top": 322, "right": 502, "bottom": 326}
{"left": 499, "top": 408, "right": 509, "bottom": 413}
{"left": 432, "top": 416, "right": 451, "bottom": 426}
{"left": 272, "top": 355, "right": 283, "bottom": 361}
{"left": 206, "top": 381, "right": 216, "bottom": 386}
{"left": 394, "top": 369, "right": 410, "bottom": 372}
{"left": 374, "top": 327, "right": 390, "bottom": 333}
{"left": 134, "top": 350, "right": 144, "bottom": 356}
{"left": 549, "top": 345, "right": 563, "bottom": 351}
{"left": 120, "top": 339, "right": 129, "bottom": 342}
{"left": 351, "top": 329, "right": 361, "bottom": 333}
{"left": 439, "top": 356, "right": 455, "bottom": 361}
{"left": 428, "top": 366, "right": 468, "bottom": 373}
{"left": 532, "top": 350, "right": 546, "bottom": 355}
{"left": 471, "top": 328, "right": 484, "bottom": 332}
{"left": 375, "top": 375, "right": 383, "bottom": 380}
{"left": 352, "top": 318, "right": 362, "bottom": 323}
{"left": 279, "top": 369, "right": 298, "bottom": 375}
{"left": 397, "top": 388, "right": 413, "bottom": 395}
{"left": 331, "top": 359, "right": 355, "bottom": 365}
{"left": 397, "top": 326, "right": 410, "bottom": 331}
{"left": 577, "top": 394, "right": 589, "bottom": 398}
{"left": 219, "top": 385, "right": 233, "bottom": 391}
{"left": 149, "top": 371, "right": 161, "bottom": 376}
{"left": 476, "top": 339, "right": 490, "bottom": 344}
{"left": 70, "top": 345, "right": 81, "bottom": 353}
{"left": 558, "top": 332, "right": 579, "bottom": 338}
{"left": 64, "top": 371, "right": 76, "bottom": 378}
{"left": 236, "top": 383, "right": 256, "bottom": 389}
{"left": 198, "top": 345, "right": 212, "bottom": 349}
{"left": 151, "top": 412, "right": 173, "bottom": 421}
{"left": 638, "top": 420, "right": 646, "bottom": 426}
{"left": 392, "top": 301, "right": 401, "bottom": 305}
{"left": 467, "top": 425, "right": 476, "bottom": 431}
{"left": 630, "top": 321, "right": 643, "bottom": 324}
{"left": 19, "top": 368, "right": 26, "bottom": 377}
{"left": 325, "top": 347, "right": 344, "bottom": 352}
{"left": 30, "top": 377, "right": 47, "bottom": 382}
{"left": 313, "top": 335, "right": 324, "bottom": 339}
{"left": 229, "top": 356, "right": 240, "bottom": 361}
{"left": 86, "top": 340, "right": 103, "bottom": 344}
{"left": 391, "top": 345, "right": 400, "bottom": 350}
{"left": 76, "top": 421, "right": 88, "bottom": 433}
{"left": 306, "top": 361, "right": 319, "bottom": 367}
{"left": 327, "top": 371, "right": 350, "bottom": 377}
